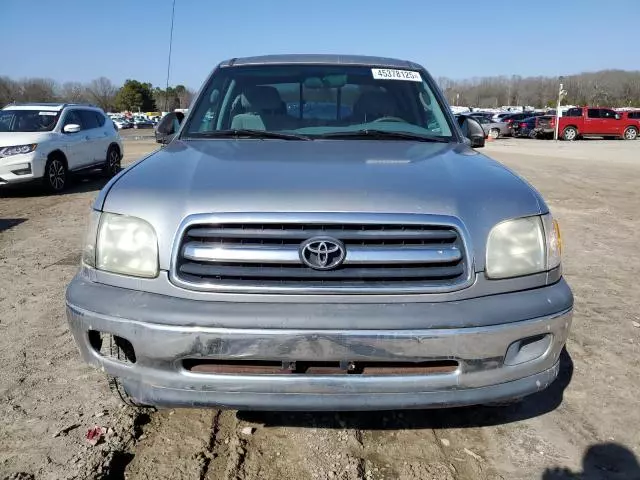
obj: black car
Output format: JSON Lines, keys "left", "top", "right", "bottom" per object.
{"left": 512, "top": 115, "right": 556, "bottom": 139}
{"left": 511, "top": 117, "right": 538, "bottom": 138}
{"left": 501, "top": 112, "right": 544, "bottom": 134}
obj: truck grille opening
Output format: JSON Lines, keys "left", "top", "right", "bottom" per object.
{"left": 183, "top": 359, "right": 458, "bottom": 375}
{"left": 173, "top": 217, "right": 470, "bottom": 293}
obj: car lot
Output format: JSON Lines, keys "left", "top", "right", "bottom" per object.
{"left": 1, "top": 137, "right": 639, "bottom": 479}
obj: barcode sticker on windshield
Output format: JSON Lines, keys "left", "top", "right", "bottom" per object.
{"left": 371, "top": 69, "right": 422, "bottom": 82}
{"left": 39, "top": 111, "right": 57, "bottom": 116}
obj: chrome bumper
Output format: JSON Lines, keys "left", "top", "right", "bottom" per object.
{"left": 66, "top": 276, "right": 573, "bottom": 410}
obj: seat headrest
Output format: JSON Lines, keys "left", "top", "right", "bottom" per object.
{"left": 237, "top": 86, "right": 283, "bottom": 112}
{"left": 353, "top": 91, "right": 397, "bottom": 119}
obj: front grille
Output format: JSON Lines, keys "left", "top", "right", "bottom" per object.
{"left": 172, "top": 214, "right": 471, "bottom": 293}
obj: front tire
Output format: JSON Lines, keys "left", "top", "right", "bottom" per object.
{"left": 562, "top": 126, "right": 578, "bottom": 141}
{"left": 489, "top": 128, "right": 500, "bottom": 139}
{"left": 623, "top": 126, "right": 638, "bottom": 140}
{"left": 43, "top": 156, "right": 67, "bottom": 193}
{"left": 103, "top": 146, "right": 121, "bottom": 178}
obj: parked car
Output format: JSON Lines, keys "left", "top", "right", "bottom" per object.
{"left": 559, "top": 107, "right": 638, "bottom": 140}
{"left": 500, "top": 112, "right": 546, "bottom": 136}
{"left": 66, "top": 54, "right": 572, "bottom": 411}
{"left": 512, "top": 116, "right": 556, "bottom": 139}
{"left": 467, "top": 111, "right": 495, "bottom": 120}
{"left": 466, "top": 114, "right": 510, "bottom": 139}
{"left": 0, "top": 103, "right": 123, "bottom": 192}
{"left": 113, "top": 118, "right": 132, "bottom": 130}
{"left": 491, "top": 112, "right": 513, "bottom": 122}
{"left": 132, "top": 116, "right": 154, "bottom": 129}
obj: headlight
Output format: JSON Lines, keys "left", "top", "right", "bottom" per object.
{"left": 0, "top": 144, "right": 37, "bottom": 158}
{"left": 83, "top": 211, "right": 159, "bottom": 278}
{"left": 82, "top": 210, "right": 101, "bottom": 267}
{"left": 486, "top": 214, "right": 561, "bottom": 279}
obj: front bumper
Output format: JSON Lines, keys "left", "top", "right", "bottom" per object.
{"left": 66, "top": 276, "right": 573, "bottom": 410}
{"left": 0, "top": 151, "right": 44, "bottom": 185}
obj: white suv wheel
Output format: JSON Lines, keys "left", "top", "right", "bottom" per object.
{"left": 104, "top": 147, "right": 121, "bottom": 178}
{"left": 45, "top": 158, "right": 67, "bottom": 192}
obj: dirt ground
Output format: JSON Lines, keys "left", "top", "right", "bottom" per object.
{"left": 1, "top": 136, "right": 639, "bottom": 480}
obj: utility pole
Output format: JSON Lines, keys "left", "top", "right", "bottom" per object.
{"left": 554, "top": 76, "right": 567, "bottom": 141}
{"left": 164, "top": 0, "right": 176, "bottom": 113}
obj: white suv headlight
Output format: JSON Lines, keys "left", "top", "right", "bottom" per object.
{"left": 486, "top": 214, "right": 562, "bottom": 279}
{"left": 0, "top": 144, "right": 38, "bottom": 157}
{"left": 82, "top": 211, "right": 158, "bottom": 278}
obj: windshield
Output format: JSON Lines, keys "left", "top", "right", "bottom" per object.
{"left": 183, "top": 64, "right": 454, "bottom": 140}
{"left": 0, "top": 110, "right": 60, "bottom": 132}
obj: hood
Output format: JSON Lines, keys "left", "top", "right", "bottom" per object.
{"left": 101, "top": 139, "right": 545, "bottom": 271}
{"left": 0, "top": 131, "right": 54, "bottom": 147}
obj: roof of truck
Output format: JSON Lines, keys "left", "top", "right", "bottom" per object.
{"left": 219, "top": 54, "right": 421, "bottom": 69}
{"left": 2, "top": 103, "right": 99, "bottom": 111}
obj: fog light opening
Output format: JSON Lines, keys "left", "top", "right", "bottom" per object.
{"left": 88, "top": 330, "right": 136, "bottom": 364}
{"left": 11, "top": 165, "right": 32, "bottom": 175}
{"left": 504, "top": 334, "right": 552, "bottom": 366}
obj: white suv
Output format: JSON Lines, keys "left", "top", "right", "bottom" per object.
{"left": 0, "top": 103, "right": 124, "bottom": 192}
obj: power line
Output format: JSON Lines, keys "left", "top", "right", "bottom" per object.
{"left": 164, "top": 0, "right": 176, "bottom": 112}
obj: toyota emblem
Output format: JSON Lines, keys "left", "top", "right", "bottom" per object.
{"left": 299, "top": 237, "right": 346, "bottom": 270}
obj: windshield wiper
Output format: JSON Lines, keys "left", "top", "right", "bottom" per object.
{"left": 186, "top": 129, "right": 311, "bottom": 140}
{"left": 316, "top": 130, "right": 451, "bottom": 143}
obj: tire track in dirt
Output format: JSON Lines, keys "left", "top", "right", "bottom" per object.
{"left": 121, "top": 408, "right": 504, "bottom": 480}
{"left": 203, "top": 410, "right": 248, "bottom": 480}
{"left": 336, "top": 411, "right": 502, "bottom": 480}
{"left": 122, "top": 409, "right": 218, "bottom": 479}
{"left": 214, "top": 411, "right": 368, "bottom": 479}
{"left": 198, "top": 410, "right": 222, "bottom": 479}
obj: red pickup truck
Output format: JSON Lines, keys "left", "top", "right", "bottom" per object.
{"left": 559, "top": 107, "right": 638, "bottom": 141}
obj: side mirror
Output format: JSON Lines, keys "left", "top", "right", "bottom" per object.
{"left": 155, "top": 112, "right": 183, "bottom": 144}
{"left": 457, "top": 116, "right": 485, "bottom": 148}
{"left": 63, "top": 124, "right": 81, "bottom": 134}
{"left": 615, "top": 114, "right": 621, "bottom": 120}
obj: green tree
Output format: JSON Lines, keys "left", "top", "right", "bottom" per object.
{"left": 152, "top": 85, "right": 193, "bottom": 111}
{"left": 115, "top": 80, "right": 155, "bottom": 112}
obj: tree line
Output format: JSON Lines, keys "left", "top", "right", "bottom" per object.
{"left": 3, "top": 69, "right": 640, "bottom": 112}
{"left": 0, "top": 76, "right": 194, "bottom": 112}
{"left": 437, "top": 69, "right": 640, "bottom": 109}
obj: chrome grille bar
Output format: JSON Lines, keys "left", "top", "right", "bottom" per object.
{"left": 183, "top": 243, "right": 461, "bottom": 265}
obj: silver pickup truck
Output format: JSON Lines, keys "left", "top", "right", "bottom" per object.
{"left": 66, "top": 54, "right": 573, "bottom": 411}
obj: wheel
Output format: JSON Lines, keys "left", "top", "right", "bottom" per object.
{"left": 43, "top": 156, "right": 67, "bottom": 193}
{"left": 562, "top": 126, "right": 578, "bottom": 141}
{"left": 103, "top": 146, "right": 121, "bottom": 178}
{"left": 106, "top": 336, "right": 147, "bottom": 408}
{"left": 623, "top": 126, "right": 638, "bottom": 140}
{"left": 489, "top": 128, "right": 500, "bottom": 139}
